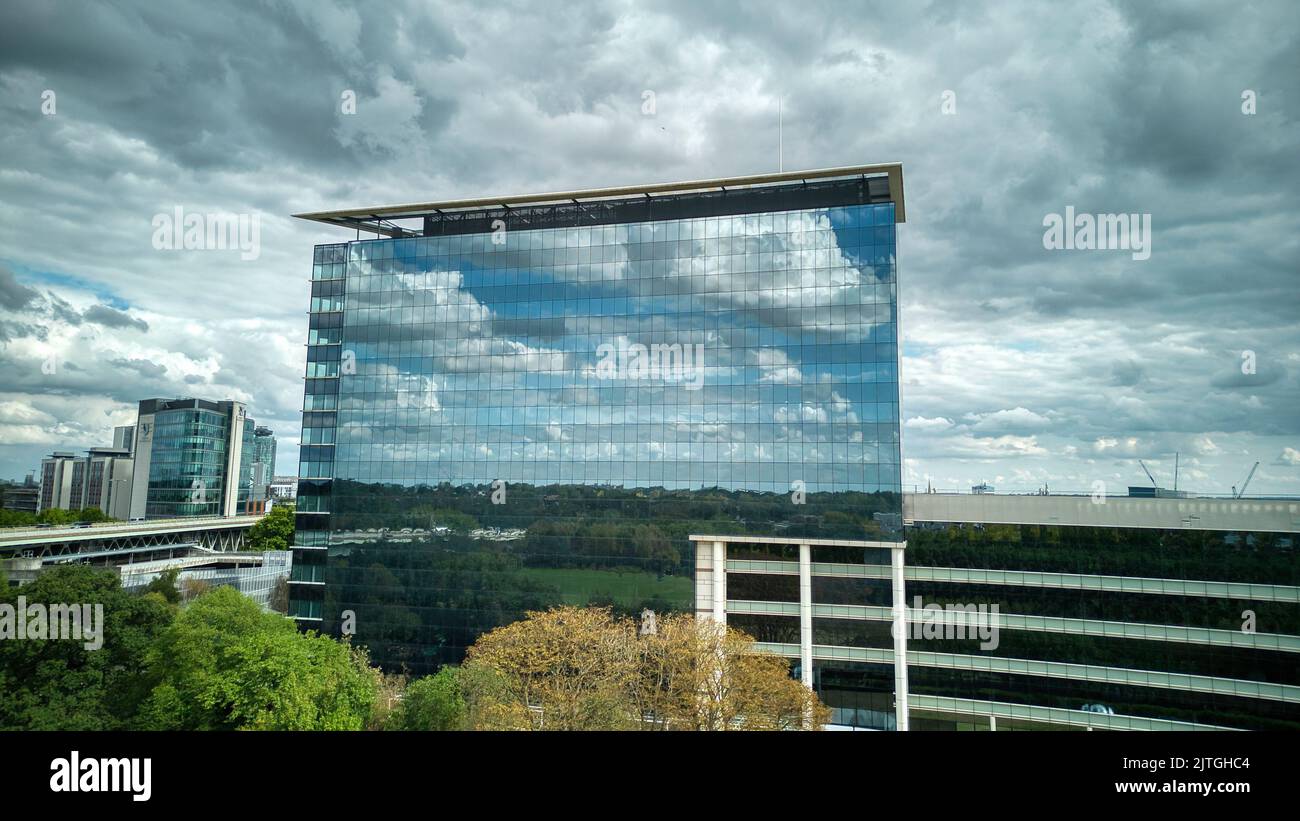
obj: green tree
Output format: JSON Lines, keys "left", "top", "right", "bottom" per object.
{"left": 1, "top": 508, "right": 113, "bottom": 529}
{"left": 388, "top": 667, "right": 467, "bottom": 730}
{"left": 245, "top": 504, "right": 295, "bottom": 552}
{"left": 76, "top": 507, "right": 112, "bottom": 523}
{"left": 0, "top": 565, "right": 175, "bottom": 730}
{"left": 0, "top": 510, "right": 37, "bottom": 528}
{"left": 137, "top": 586, "right": 376, "bottom": 730}
{"left": 36, "top": 508, "right": 75, "bottom": 526}
{"left": 144, "top": 567, "right": 182, "bottom": 605}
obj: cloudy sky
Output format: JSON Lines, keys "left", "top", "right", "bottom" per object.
{"left": 0, "top": 0, "right": 1296, "bottom": 495}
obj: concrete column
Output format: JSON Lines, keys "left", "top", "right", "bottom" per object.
{"left": 128, "top": 412, "right": 154, "bottom": 520}
{"left": 891, "top": 543, "right": 909, "bottom": 731}
{"left": 712, "top": 540, "right": 726, "bottom": 624}
{"left": 222, "top": 403, "right": 248, "bottom": 517}
{"left": 798, "top": 543, "right": 813, "bottom": 688}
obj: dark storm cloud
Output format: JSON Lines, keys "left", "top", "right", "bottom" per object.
{"left": 109, "top": 357, "right": 168, "bottom": 379}
{"left": 46, "top": 293, "right": 83, "bottom": 325}
{"left": 84, "top": 304, "right": 148, "bottom": 332}
{"left": 0, "top": 1, "right": 463, "bottom": 172}
{"left": 0, "top": 267, "right": 39, "bottom": 311}
{"left": 0, "top": 277, "right": 147, "bottom": 331}
{"left": 1110, "top": 360, "right": 1145, "bottom": 388}
{"left": 0, "top": 0, "right": 1296, "bottom": 492}
{"left": 1210, "top": 362, "right": 1285, "bottom": 390}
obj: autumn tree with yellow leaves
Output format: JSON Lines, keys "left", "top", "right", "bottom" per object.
{"left": 459, "top": 606, "right": 829, "bottom": 730}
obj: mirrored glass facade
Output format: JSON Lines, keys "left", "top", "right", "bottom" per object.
{"left": 291, "top": 175, "right": 904, "bottom": 674}
{"left": 146, "top": 405, "right": 236, "bottom": 518}
{"left": 905, "top": 522, "right": 1300, "bottom": 730}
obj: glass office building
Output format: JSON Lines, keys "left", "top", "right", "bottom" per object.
{"left": 129, "top": 397, "right": 256, "bottom": 519}
{"left": 252, "top": 426, "right": 277, "bottom": 487}
{"left": 901, "top": 494, "right": 1300, "bottom": 731}
{"left": 289, "top": 165, "right": 908, "bottom": 677}
{"left": 145, "top": 403, "right": 234, "bottom": 517}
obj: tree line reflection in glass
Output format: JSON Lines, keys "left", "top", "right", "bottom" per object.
{"left": 296, "top": 200, "right": 904, "bottom": 673}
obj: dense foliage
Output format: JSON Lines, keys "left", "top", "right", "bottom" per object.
{"left": 0, "top": 567, "right": 377, "bottom": 731}
{"left": 0, "top": 506, "right": 116, "bottom": 529}
{"left": 2, "top": 570, "right": 827, "bottom": 731}
{"left": 245, "top": 504, "right": 295, "bottom": 552}
{"left": 0, "top": 566, "right": 173, "bottom": 730}
{"left": 136, "top": 586, "right": 378, "bottom": 730}
{"left": 386, "top": 667, "right": 466, "bottom": 731}
{"left": 143, "top": 567, "right": 183, "bottom": 605}
{"left": 457, "top": 605, "right": 829, "bottom": 730}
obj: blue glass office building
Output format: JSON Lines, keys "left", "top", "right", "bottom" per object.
{"left": 289, "top": 165, "right": 907, "bottom": 676}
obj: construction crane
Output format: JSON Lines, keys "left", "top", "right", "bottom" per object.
{"left": 1232, "top": 462, "right": 1260, "bottom": 499}
{"left": 1138, "top": 459, "right": 1158, "bottom": 487}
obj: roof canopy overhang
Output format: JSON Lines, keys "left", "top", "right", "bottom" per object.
{"left": 293, "top": 163, "right": 905, "bottom": 238}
